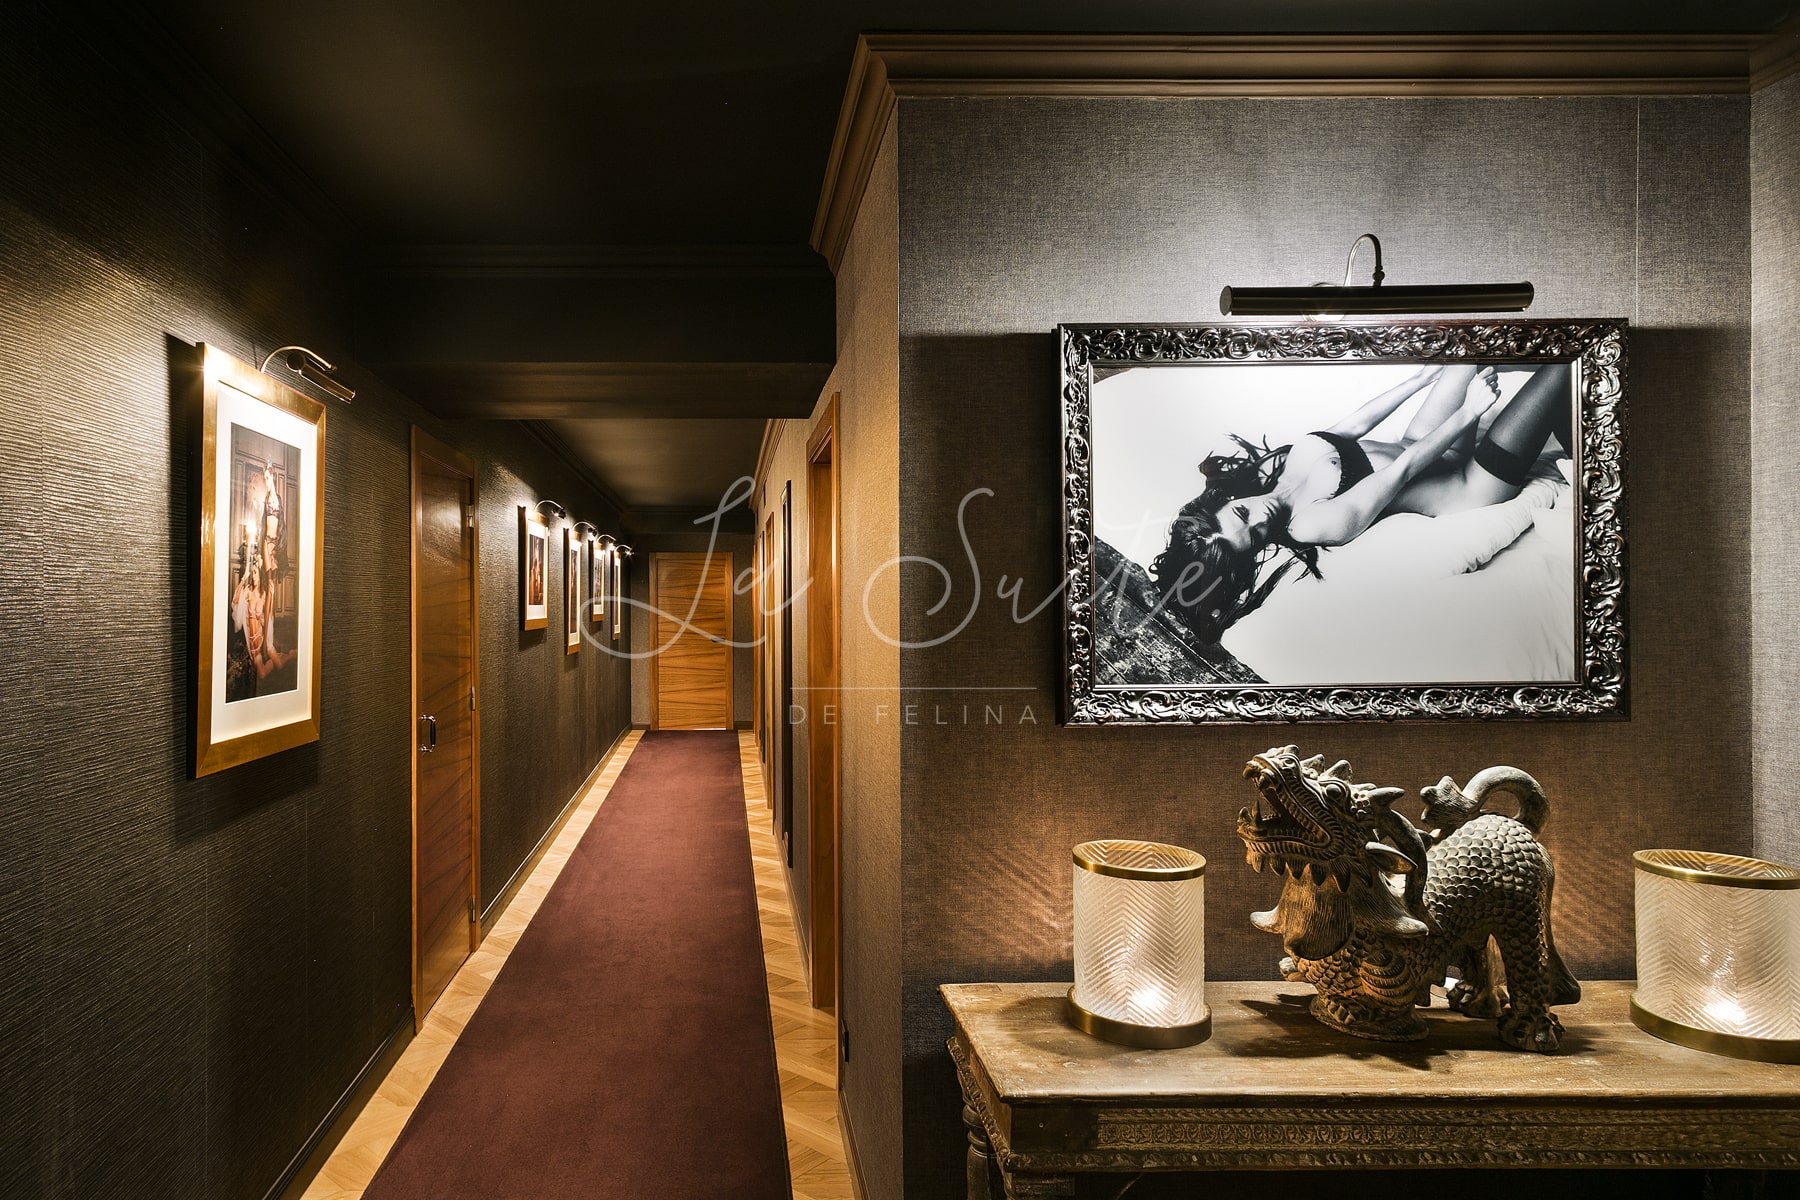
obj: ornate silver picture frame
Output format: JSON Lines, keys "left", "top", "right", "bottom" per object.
{"left": 1059, "top": 320, "right": 1627, "bottom": 724}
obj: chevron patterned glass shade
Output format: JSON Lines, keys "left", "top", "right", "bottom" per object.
{"left": 1632, "top": 849, "right": 1800, "bottom": 1063}
{"left": 1070, "top": 840, "right": 1209, "bottom": 1048}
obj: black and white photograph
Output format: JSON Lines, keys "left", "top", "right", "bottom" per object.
{"left": 1060, "top": 321, "right": 1627, "bottom": 723}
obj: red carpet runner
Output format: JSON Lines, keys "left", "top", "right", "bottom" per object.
{"left": 363, "top": 730, "right": 791, "bottom": 1200}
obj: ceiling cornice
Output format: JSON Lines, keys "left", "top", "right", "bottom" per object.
{"left": 363, "top": 243, "right": 829, "bottom": 280}
{"left": 522, "top": 421, "right": 630, "bottom": 518}
{"left": 811, "top": 30, "right": 1797, "bottom": 272}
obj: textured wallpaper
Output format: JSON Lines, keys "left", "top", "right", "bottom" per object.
{"left": 752, "top": 120, "right": 903, "bottom": 1200}
{"left": 893, "top": 94, "right": 1752, "bottom": 1199}
{"left": 0, "top": 10, "right": 630, "bottom": 1199}
{"left": 1753, "top": 72, "right": 1800, "bottom": 870}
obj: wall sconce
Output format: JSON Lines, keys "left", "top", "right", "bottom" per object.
{"left": 1219, "top": 234, "right": 1534, "bottom": 318}
{"left": 1632, "top": 849, "right": 1800, "bottom": 1063}
{"left": 536, "top": 499, "right": 568, "bottom": 521}
{"left": 1068, "top": 839, "right": 1210, "bottom": 1049}
{"left": 573, "top": 521, "right": 599, "bottom": 537}
{"left": 258, "top": 345, "right": 355, "bottom": 403}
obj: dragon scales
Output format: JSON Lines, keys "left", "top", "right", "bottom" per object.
{"left": 1236, "top": 746, "right": 1579, "bottom": 1053}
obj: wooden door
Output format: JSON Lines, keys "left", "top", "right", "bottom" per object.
{"left": 650, "top": 552, "right": 733, "bottom": 729}
{"left": 806, "top": 397, "right": 840, "bottom": 1011}
{"left": 411, "top": 428, "right": 480, "bottom": 1026}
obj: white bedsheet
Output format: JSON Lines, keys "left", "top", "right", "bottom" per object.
{"left": 1220, "top": 464, "right": 1576, "bottom": 686}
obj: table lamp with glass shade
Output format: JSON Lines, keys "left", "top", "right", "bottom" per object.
{"left": 1068, "top": 839, "right": 1210, "bottom": 1049}
{"left": 1632, "top": 849, "right": 1800, "bottom": 1063}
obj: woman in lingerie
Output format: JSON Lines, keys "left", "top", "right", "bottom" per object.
{"left": 231, "top": 554, "right": 292, "bottom": 681}
{"left": 1152, "top": 361, "right": 1573, "bottom": 643}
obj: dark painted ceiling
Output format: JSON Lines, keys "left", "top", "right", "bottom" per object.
{"left": 142, "top": 0, "right": 1794, "bottom": 512}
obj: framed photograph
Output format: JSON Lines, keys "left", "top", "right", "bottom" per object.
{"left": 521, "top": 506, "right": 548, "bottom": 630}
{"left": 611, "top": 549, "right": 625, "bottom": 640}
{"left": 589, "top": 537, "right": 606, "bottom": 621}
{"left": 192, "top": 343, "right": 326, "bottom": 776}
{"left": 1059, "top": 319, "right": 1627, "bottom": 724}
{"left": 565, "top": 528, "right": 580, "bottom": 654}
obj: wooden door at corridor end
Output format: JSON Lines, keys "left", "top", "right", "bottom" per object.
{"left": 650, "top": 552, "right": 734, "bottom": 729}
{"left": 411, "top": 428, "right": 480, "bottom": 1028}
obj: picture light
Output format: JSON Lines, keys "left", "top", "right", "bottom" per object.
{"left": 1220, "top": 234, "right": 1533, "bottom": 318}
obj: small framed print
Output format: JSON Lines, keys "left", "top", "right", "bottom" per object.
{"left": 612, "top": 549, "right": 625, "bottom": 640}
{"left": 192, "top": 343, "right": 326, "bottom": 776}
{"left": 565, "top": 528, "right": 580, "bottom": 654}
{"left": 590, "top": 537, "right": 606, "bottom": 622}
{"left": 521, "top": 506, "right": 548, "bottom": 630}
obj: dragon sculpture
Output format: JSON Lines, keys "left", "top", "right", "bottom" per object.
{"left": 1237, "top": 746, "right": 1579, "bottom": 1053}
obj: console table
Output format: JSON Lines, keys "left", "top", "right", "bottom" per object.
{"left": 944, "top": 981, "right": 1800, "bottom": 1200}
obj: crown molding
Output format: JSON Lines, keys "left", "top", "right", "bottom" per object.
{"left": 522, "top": 421, "right": 630, "bottom": 519}
{"left": 363, "top": 243, "right": 829, "bottom": 280}
{"left": 811, "top": 30, "right": 1796, "bottom": 272}
{"left": 1750, "top": 21, "right": 1800, "bottom": 90}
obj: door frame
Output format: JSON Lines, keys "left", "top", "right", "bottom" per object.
{"left": 647, "top": 550, "right": 735, "bottom": 730}
{"left": 409, "top": 426, "right": 482, "bottom": 1030}
{"left": 805, "top": 395, "right": 841, "bottom": 1011}
{"left": 760, "top": 512, "right": 777, "bottom": 804}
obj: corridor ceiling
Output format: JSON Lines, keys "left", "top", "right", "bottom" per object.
{"left": 140, "top": 0, "right": 1793, "bottom": 514}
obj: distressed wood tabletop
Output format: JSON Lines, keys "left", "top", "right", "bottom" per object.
{"left": 942, "top": 980, "right": 1800, "bottom": 1190}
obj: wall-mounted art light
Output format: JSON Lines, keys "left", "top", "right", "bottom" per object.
{"left": 258, "top": 345, "right": 356, "bottom": 403}
{"left": 573, "top": 521, "right": 600, "bottom": 537}
{"left": 1219, "top": 234, "right": 1534, "bottom": 318}
{"left": 535, "top": 499, "right": 569, "bottom": 521}
{"left": 1067, "top": 839, "right": 1210, "bottom": 1049}
{"left": 1632, "top": 849, "right": 1800, "bottom": 1063}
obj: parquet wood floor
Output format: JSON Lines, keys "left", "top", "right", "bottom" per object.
{"left": 738, "top": 732, "right": 856, "bottom": 1200}
{"left": 297, "top": 728, "right": 853, "bottom": 1200}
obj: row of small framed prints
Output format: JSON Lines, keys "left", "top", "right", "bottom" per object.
{"left": 519, "top": 506, "right": 624, "bottom": 652}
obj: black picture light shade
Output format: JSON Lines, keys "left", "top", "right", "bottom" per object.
{"left": 1219, "top": 282, "right": 1534, "bottom": 317}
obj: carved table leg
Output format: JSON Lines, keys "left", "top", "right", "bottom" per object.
{"left": 963, "top": 1103, "right": 996, "bottom": 1200}
{"left": 1002, "top": 1171, "right": 1078, "bottom": 1199}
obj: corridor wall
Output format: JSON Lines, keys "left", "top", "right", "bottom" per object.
{"left": 755, "top": 120, "right": 903, "bottom": 1200}
{"left": 0, "top": 8, "right": 632, "bottom": 1199}
{"left": 1752, "top": 71, "right": 1800, "bottom": 868}
{"left": 889, "top": 93, "right": 1752, "bottom": 1199}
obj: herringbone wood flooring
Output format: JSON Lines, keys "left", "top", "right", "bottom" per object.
{"left": 739, "top": 732, "right": 856, "bottom": 1200}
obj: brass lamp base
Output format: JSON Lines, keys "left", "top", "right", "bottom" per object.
{"left": 1068, "top": 988, "right": 1212, "bottom": 1049}
{"left": 1630, "top": 995, "right": 1800, "bottom": 1065}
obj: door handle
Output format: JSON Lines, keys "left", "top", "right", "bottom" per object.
{"left": 420, "top": 714, "right": 438, "bottom": 753}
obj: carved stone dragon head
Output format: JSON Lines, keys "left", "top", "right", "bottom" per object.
{"left": 1237, "top": 746, "right": 1433, "bottom": 962}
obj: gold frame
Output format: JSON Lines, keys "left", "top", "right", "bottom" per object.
{"left": 589, "top": 537, "right": 606, "bottom": 622}
{"left": 564, "top": 527, "right": 580, "bottom": 655}
{"left": 192, "top": 343, "right": 327, "bottom": 777}
{"left": 520, "top": 506, "right": 549, "bottom": 630}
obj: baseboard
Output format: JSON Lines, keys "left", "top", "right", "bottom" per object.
{"left": 839, "top": 1089, "right": 872, "bottom": 1200}
{"left": 631, "top": 722, "right": 650, "bottom": 730}
{"left": 269, "top": 1011, "right": 414, "bottom": 1200}
{"left": 734, "top": 719, "right": 752, "bottom": 729}
{"left": 481, "top": 724, "right": 633, "bottom": 937}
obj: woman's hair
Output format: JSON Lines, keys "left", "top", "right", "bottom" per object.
{"left": 1151, "top": 435, "right": 1321, "bottom": 644}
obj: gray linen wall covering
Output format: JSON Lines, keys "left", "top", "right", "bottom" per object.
{"left": 894, "top": 94, "right": 1752, "bottom": 1199}
{"left": 1752, "top": 72, "right": 1800, "bottom": 870}
{"left": 0, "top": 10, "right": 632, "bottom": 1197}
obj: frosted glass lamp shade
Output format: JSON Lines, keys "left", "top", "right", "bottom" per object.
{"left": 1632, "top": 849, "right": 1800, "bottom": 1063}
{"left": 1068, "top": 840, "right": 1210, "bottom": 1049}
